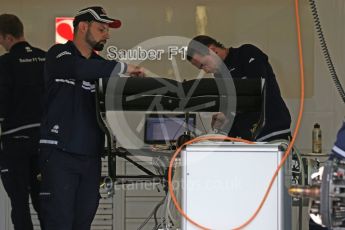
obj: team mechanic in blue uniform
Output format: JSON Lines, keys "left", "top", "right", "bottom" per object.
{"left": 0, "top": 14, "right": 45, "bottom": 230}
{"left": 330, "top": 123, "right": 345, "bottom": 160}
{"left": 186, "top": 35, "right": 291, "bottom": 141}
{"left": 308, "top": 123, "right": 345, "bottom": 230}
{"left": 39, "top": 6, "right": 145, "bottom": 230}
{"left": 327, "top": 123, "right": 345, "bottom": 230}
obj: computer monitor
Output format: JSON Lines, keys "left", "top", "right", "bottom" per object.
{"left": 144, "top": 113, "right": 196, "bottom": 144}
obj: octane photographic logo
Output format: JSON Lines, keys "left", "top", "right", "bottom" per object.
{"left": 104, "top": 36, "right": 236, "bottom": 150}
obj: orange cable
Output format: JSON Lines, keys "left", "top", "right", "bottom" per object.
{"left": 232, "top": 0, "right": 306, "bottom": 227}
{"left": 167, "top": 0, "right": 305, "bottom": 228}
{"left": 168, "top": 136, "right": 254, "bottom": 230}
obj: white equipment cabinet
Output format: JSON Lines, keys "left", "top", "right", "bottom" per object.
{"left": 181, "top": 142, "right": 291, "bottom": 230}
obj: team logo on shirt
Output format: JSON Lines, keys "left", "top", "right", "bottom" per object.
{"left": 56, "top": 51, "right": 72, "bottom": 59}
{"left": 25, "top": 46, "right": 32, "bottom": 53}
{"left": 51, "top": 125, "right": 59, "bottom": 134}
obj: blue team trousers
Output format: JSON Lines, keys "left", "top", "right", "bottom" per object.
{"left": 0, "top": 134, "right": 42, "bottom": 230}
{"left": 39, "top": 147, "right": 101, "bottom": 230}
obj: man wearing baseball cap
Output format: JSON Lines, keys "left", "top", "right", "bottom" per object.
{"left": 73, "top": 6, "right": 122, "bottom": 29}
{"left": 39, "top": 6, "right": 145, "bottom": 230}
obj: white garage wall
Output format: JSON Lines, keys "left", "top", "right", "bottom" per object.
{"left": 288, "top": 1, "right": 345, "bottom": 153}
{"left": 0, "top": 0, "right": 314, "bottom": 97}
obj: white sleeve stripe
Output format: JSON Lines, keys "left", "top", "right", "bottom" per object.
{"left": 110, "top": 62, "right": 126, "bottom": 78}
{"left": 120, "top": 62, "right": 124, "bottom": 74}
{"left": 256, "top": 129, "right": 291, "bottom": 141}
{"left": 39, "top": 139, "right": 58, "bottom": 145}
{"left": 55, "top": 79, "right": 75, "bottom": 85}
{"left": 2, "top": 123, "right": 40, "bottom": 135}
{"left": 333, "top": 145, "right": 345, "bottom": 158}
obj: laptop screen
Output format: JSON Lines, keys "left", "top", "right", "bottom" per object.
{"left": 144, "top": 113, "right": 196, "bottom": 144}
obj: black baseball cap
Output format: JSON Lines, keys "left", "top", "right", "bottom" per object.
{"left": 73, "top": 6, "right": 122, "bottom": 29}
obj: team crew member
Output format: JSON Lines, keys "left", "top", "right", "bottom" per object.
{"left": 330, "top": 122, "right": 345, "bottom": 160}
{"left": 0, "top": 14, "right": 45, "bottom": 230}
{"left": 39, "top": 6, "right": 145, "bottom": 230}
{"left": 321, "top": 122, "right": 345, "bottom": 230}
{"left": 187, "top": 35, "right": 291, "bottom": 141}
{"left": 308, "top": 123, "right": 345, "bottom": 230}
